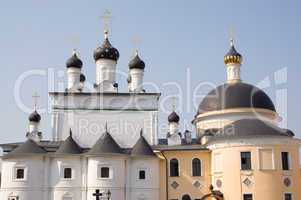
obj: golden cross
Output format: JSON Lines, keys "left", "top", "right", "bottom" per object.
{"left": 101, "top": 9, "right": 113, "bottom": 32}
{"left": 32, "top": 92, "right": 40, "bottom": 110}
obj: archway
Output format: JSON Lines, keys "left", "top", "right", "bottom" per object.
{"left": 182, "top": 194, "right": 192, "bottom": 200}
{"left": 200, "top": 185, "right": 224, "bottom": 200}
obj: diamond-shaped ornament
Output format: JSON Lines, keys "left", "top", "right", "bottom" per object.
{"left": 193, "top": 180, "right": 201, "bottom": 188}
{"left": 171, "top": 181, "right": 179, "bottom": 189}
{"left": 243, "top": 178, "right": 252, "bottom": 186}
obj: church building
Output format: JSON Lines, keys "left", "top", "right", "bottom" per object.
{"left": 0, "top": 25, "right": 300, "bottom": 200}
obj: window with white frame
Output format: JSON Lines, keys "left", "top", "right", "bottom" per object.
{"left": 98, "top": 165, "right": 113, "bottom": 179}
{"left": 138, "top": 169, "right": 146, "bottom": 180}
{"left": 13, "top": 166, "right": 26, "bottom": 181}
{"left": 282, "top": 152, "right": 291, "bottom": 170}
{"left": 259, "top": 149, "right": 274, "bottom": 170}
{"left": 243, "top": 194, "right": 253, "bottom": 200}
{"left": 63, "top": 167, "right": 72, "bottom": 179}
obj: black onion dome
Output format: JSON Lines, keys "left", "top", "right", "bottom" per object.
{"left": 66, "top": 52, "right": 83, "bottom": 68}
{"left": 129, "top": 51, "right": 145, "bottom": 70}
{"left": 93, "top": 32, "right": 119, "bottom": 61}
{"left": 224, "top": 41, "right": 242, "bottom": 65}
{"left": 29, "top": 110, "right": 41, "bottom": 122}
{"left": 168, "top": 111, "right": 180, "bottom": 123}
{"left": 198, "top": 82, "right": 276, "bottom": 114}
{"left": 80, "top": 73, "right": 86, "bottom": 82}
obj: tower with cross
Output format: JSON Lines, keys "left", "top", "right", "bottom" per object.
{"left": 27, "top": 92, "right": 42, "bottom": 142}
{"left": 94, "top": 9, "right": 120, "bottom": 92}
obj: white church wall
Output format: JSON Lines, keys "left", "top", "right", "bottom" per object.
{"left": 0, "top": 157, "right": 44, "bottom": 200}
{"left": 129, "top": 158, "right": 160, "bottom": 200}
{"left": 87, "top": 156, "right": 126, "bottom": 200}
{"left": 49, "top": 157, "right": 82, "bottom": 189}
{"left": 50, "top": 93, "right": 160, "bottom": 148}
{"left": 55, "top": 110, "right": 157, "bottom": 148}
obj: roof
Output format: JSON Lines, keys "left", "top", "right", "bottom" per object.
{"left": 56, "top": 133, "right": 82, "bottom": 154}
{"left": 87, "top": 131, "right": 123, "bottom": 155}
{"left": 209, "top": 119, "right": 294, "bottom": 141}
{"left": 8, "top": 139, "right": 46, "bottom": 156}
{"left": 197, "top": 82, "right": 276, "bottom": 114}
{"left": 131, "top": 134, "right": 155, "bottom": 156}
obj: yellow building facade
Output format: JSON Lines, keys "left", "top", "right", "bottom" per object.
{"left": 155, "top": 39, "right": 301, "bottom": 200}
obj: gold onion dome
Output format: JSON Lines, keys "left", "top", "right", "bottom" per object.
{"left": 224, "top": 39, "right": 243, "bottom": 65}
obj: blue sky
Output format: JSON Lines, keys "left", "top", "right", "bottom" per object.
{"left": 0, "top": 0, "right": 300, "bottom": 143}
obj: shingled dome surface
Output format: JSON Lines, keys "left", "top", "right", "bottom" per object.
{"left": 94, "top": 38, "right": 119, "bottom": 61}
{"left": 28, "top": 110, "right": 41, "bottom": 122}
{"left": 87, "top": 131, "right": 123, "bottom": 155}
{"left": 198, "top": 82, "right": 276, "bottom": 114}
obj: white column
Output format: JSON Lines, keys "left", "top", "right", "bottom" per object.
{"left": 29, "top": 121, "right": 39, "bottom": 133}
{"left": 169, "top": 122, "right": 179, "bottom": 135}
{"left": 129, "top": 69, "right": 144, "bottom": 92}
{"left": 226, "top": 63, "right": 241, "bottom": 83}
{"left": 95, "top": 59, "right": 117, "bottom": 92}
{"left": 81, "top": 157, "right": 88, "bottom": 200}
{"left": 43, "top": 156, "right": 50, "bottom": 200}
{"left": 67, "top": 68, "right": 81, "bottom": 90}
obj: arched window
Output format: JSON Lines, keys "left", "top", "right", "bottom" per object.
{"left": 182, "top": 194, "right": 192, "bottom": 200}
{"left": 192, "top": 158, "right": 201, "bottom": 176}
{"left": 170, "top": 158, "right": 179, "bottom": 177}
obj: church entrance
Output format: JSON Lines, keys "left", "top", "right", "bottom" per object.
{"left": 182, "top": 194, "right": 192, "bottom": 200}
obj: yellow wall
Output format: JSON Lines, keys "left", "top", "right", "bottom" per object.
{"left": 211, "top": 143, "right": 301, "bottom": 200}
{"left": 159, "top": 150, "right": 212, "bottom": 200}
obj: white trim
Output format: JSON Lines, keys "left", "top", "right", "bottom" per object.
{"left": 281, "top": 151, "right": 292, "bottom": 171}
{"left": 60, "top": 164, "right": 74, "bottom": 181}
{"left": 284, "top": 192, "right": 293, "bottom": 200}
{"left": 240, "top": 150, "right": 252, "bottom": 171}
{"left": 12, "top": 164, "right": 27, "bottom": 182}
{"left": 208, "top": 137, "right": 301, "bottom": 150}
{"left": 97, "top": 164, "right": 114, "bottom": 180}
{"left": 137, "top": 168, "right": 147, "bottom": 181}
{"left": 243, "top": 193, "right": 253, "bottom": 200}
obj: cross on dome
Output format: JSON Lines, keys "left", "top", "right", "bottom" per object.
{"left": 101, "top": 9, "right": 113, "bottom": 39}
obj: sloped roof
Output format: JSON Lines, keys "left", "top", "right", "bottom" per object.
{"left": 210, "top": 119, "right": 294, "bottom": 141}
{"left": 87, "top": 131, "right": 123, "bottom": 155}
{"left": 131, "top": 133, "right": 155, "bottom": 156}
{"left": 56, "top": 132, "right": 82, "bottom": 154}
{"left": 8, "top": 139, "right": 46, "bottom": 155}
